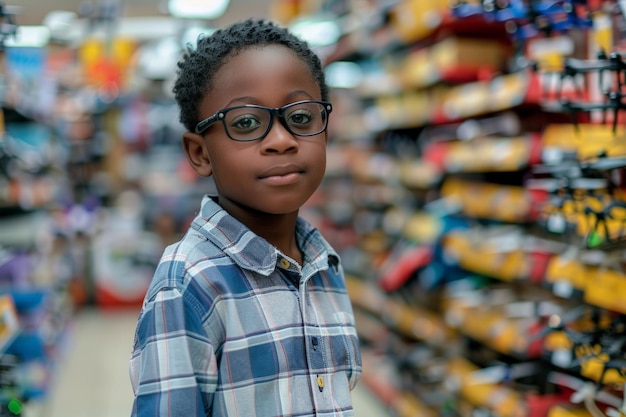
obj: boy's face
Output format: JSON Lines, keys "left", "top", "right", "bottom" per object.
{"left": 183, "top": 45, "right": 327, "bottom": 218}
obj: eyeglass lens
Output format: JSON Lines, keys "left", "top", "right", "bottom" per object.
{"left": 224, "top": 102, "right": 328, "bottom": 141}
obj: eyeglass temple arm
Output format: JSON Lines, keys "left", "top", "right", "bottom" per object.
{"left": 195, "top": 115, "right": 220, "bottom": 134}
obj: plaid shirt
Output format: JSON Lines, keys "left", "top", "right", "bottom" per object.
{"left": 130, "top": 196, "right": 362, "bottom": 417}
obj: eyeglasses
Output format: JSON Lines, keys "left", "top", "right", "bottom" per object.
{"left": 194, "top": 100, "right": 332, "bottom": 142}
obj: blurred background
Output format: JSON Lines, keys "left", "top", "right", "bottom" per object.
{"left": 2, "top": 0, "right": 626, "bottom": 416}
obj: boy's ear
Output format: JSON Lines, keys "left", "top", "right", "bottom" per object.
{"left": 182, "top": 131, "right": 212, "bottom": 177}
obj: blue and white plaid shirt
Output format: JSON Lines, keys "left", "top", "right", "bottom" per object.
{"left": 130, "top": 196, "right": 362, "bottom": 416}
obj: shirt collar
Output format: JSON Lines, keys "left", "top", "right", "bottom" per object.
{"left": 190, "top": 195, "right": 338, "bottom": 277}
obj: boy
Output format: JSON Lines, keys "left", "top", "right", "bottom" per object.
{"left": 129, "top": 19, "right": 362, "bottom": 416}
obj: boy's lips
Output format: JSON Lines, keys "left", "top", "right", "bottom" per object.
{"left": 259, "top": 164, "right": 304, "bottom": 178}
{"left": 258, "top": 164, "right": 305, "bottom": 185}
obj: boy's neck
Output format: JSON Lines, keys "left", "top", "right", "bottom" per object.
{"left": 250, "top": 214, "right": 303, "bottom": 265}
{"left": 218, "top": 199, "right": 303, "bottom": 264}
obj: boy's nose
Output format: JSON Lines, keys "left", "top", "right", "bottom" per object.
{"left": 261, "top": 118, "right": 299, "bottom": 153}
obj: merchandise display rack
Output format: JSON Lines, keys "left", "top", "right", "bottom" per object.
{"left": 0, "top": 4, "right": 77, "bottom": 415}
{"left": 291, "top": 0, "right": 626, "bottom": 416}
{"left": 0, "top": 3, "right": 167, "bottom": 415}
{"left": 0, "top": 2, "right": 220, "bottom": 414}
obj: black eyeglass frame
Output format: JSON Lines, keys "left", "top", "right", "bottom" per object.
{"left": 194, "top": 100, "right": 333, "bottom": 142}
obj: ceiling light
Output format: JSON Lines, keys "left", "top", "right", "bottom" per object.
{"left": 5, "top": 25, "right": 50, "bottom": 48}
{"left": 168, "top": 0, "right": 230, "bottom": 19}
{"left": 289, "top": 18, "right": 341, "bottom": 47}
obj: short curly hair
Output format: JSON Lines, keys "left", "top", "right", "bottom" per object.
{"left": 172, "top": 18, "right": 328, "bottom": 133}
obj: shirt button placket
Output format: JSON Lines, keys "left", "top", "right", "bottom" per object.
{"left": 311, "top": 336, "right": 324, "bottom": 394}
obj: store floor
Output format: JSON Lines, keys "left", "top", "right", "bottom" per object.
{"left": 32, "top": 307, "right": 393, "bottom": 417}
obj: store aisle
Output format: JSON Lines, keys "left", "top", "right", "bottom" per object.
{"left": 33, "top": 307, "right": 392, "bottom": 417}
{"left": 45, "top": 307, "right": 139, "bottom": 417}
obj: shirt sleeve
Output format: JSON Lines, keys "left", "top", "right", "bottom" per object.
{"left": 129, "top": 287, "right": 217, "bottom": 417}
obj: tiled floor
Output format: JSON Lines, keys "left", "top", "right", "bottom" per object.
{"left": 28, "top": 307, "right": 393, "bottom": 417}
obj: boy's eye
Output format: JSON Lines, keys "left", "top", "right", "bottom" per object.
{"left": 230, "top": 114, "right": 263, "bottom": 131}
{"left": 286, "top": 109, "right": 314, "bottom": 126}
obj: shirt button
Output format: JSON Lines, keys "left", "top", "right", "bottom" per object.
{"left": 279, "top": 258, "right": 290, "bottom": 269}
{"left": 317, "top": 376, "right": 324, "bottom": 392}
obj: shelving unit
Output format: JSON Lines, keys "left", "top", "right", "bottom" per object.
{"left": 0, "top": 7, "right": 126, "bottom": 414}
{"left": 289, "top": 0, "right": 626, "bottom": 416}
{"left": 0, "top": 111, "right": 76, "bottom": 414}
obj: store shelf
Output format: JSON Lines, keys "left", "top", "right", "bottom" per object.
{"left": 315, "top": 0, "right": 626, "bottom": 415}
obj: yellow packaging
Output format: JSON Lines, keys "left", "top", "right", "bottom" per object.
{"left": 388, "top": 0, "right": 450, "bottom": 43}
{"left": 580, "top": 353, "right": 626, "bottom": 385}
{"left": 584, "top": 268, "right": 626, "bottom": 314}
{"left": 548, "top": 405, "right": 593, "bottom": 417}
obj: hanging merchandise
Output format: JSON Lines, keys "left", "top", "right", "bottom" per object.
{"left": 79, "top": 36, "right": 137, "bottom": 99}
{"left": 3, "top": 26, "right": 51, "bottom": 119}
{"left": 91, "top": 190, "right": 161, "bottom": 308}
